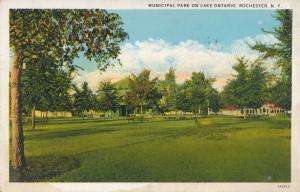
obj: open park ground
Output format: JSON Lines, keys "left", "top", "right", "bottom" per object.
{"left": 10, "top": 115, "right": 291, "bottom": 182}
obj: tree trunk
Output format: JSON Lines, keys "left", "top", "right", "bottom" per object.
{"left": 46, "top": 111, "right": 48, "bottom": 122}
{"left": 140, "top": 105, "right": 143, "bottom": 114}
{"left": 31, "top": 104, "right": 36, "bottom": 130}
{"left": 10, "top": 54, "right": 26, "bottom": 171}
{"left": 43, "top": 111, "right": 45, "bottom": 120}
{"left": 26, "top": 113, "right": 30, "bottom": 122}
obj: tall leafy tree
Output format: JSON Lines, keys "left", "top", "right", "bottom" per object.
{"left": 54, "top": 71, "right": 73, "bottom": 113}
{"left": 222, "top": 57, "right": 249, "bottom": 114}
{"left": 189, "top": 72, "right": 213, "bottom": 115}
{"left": 96, "top": 81, "right": 120, "bottom": 117}
{"left": 208, "top": 88, "right": 221, "bottom": 113}
{"left": 73, "top": 82, "right": 96, "bottom": 117}
{"left": 22, "top": 57, "right": 73, "bottom": 128}
{"left": 160, "top": 68, "right": 177, "bottom": 113}
{"left": 247, "top": 60, "right": 268, "bottom": 109}
{"left": 125, "top": 70, "right": 160, "bottom": 114}
{"left": 250, "top": 10, "right": 292, "bottom": 110}
{"left": 176, "top": 72, "right": 215, "bottom": 115}
{"left": 176, "top": 83, "right": 193, "bottom": 113}
{"left": 222, "top": 57, "right": 268, "bottom": 117}
{"left": 21, "top": 58, "right": 49, "bottom": 129}
{"left": 9, "top": 9, "right": 128, "bottom": 171}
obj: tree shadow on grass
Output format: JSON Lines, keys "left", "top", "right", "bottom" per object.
{"left": 24, "top": 121, "right": 167, "bottom": 141}
{"left": 123, "top": 121, "right": 246, "bottom": 143}
{"left": 24, "top": 117, "right": 286, "bottom": 143}
{"left": 24, "top": 127, "right": 120, "bottom": 141}
{"left": 280, "top": 135, "right": 291, "bottom": 140}
{"left": 24, "top": 129, "right": 49, "bottom": 132}
{"left": 72, "top": 126, "right": 237, "bottom": 159}
{"left": 124, "top": 125, "right": 232, "bottom": 143}
{"left": 10, "top": 155, "right": 80, "bottom": 182}
{"left": 267, "top": 122, "right": 291, "bottom": 129}
{"left": 32, "top": 118, "right": 127, "bottom": 126}
{"left": 203, "top": 120, "right": 252, "bottom": 129}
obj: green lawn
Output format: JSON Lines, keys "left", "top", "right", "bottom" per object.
{"left": 11, "top": 115, "right": 291, "bottom": 182}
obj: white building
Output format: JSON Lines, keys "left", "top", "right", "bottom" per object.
{"left": 220, "top": 103, "right": 286, "bottom": 117}
{"left": 35, "top": 111, "right": 73, "bottom": 118}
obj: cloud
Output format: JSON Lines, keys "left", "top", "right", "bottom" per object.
{"left": 119, "top": 39, "right": 236, "bottom": 82}
{"left": 230, "top": 33, "right": 278, "bottom": 70}
{"left": 230, "top": 33, "right": 278, "bottom": 58}
{"left": 73, "top": 34, "right": 278, "bottom": 91}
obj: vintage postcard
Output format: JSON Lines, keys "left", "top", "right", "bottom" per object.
{"left": 0, "top": 0, "right": 299, "bottom": 191}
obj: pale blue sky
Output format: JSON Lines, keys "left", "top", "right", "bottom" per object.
{"left": 116, "top": 10, "right": 277, "bottom": 44}
{"left": 74, "top": 10, "right": 278, "bottom": 72}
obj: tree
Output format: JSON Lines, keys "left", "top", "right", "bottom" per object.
{"left": 267, "top": 79, "right": 291, "bottom": 110}
{"left": 176, "top": 72, "right": 215, "bottom": 115}
{"left": 22, "top": 57, "right": 73, "bottom": 128}
{"left": 176, "top": 83, "right": 193, "bottom": 113}
{"left": 208, "top": 88, "right": 221, "bottom": 113}
{"left": 125, "top": 70, "right": 160, "bottom": 114}
{"left": 9, "top": 9, "right": 128, "bottom": 171}
{"left": 21, "top": 58, "right": 46, "bottom": 129}
{"left": 50, "top": 69, "right": 74, "bottom": 118}
{"left": 159, "top": 68, "right": 177, "bottom": 113}
{"left": 188, "top": 72, "right": 213, "bottom": 115}
{"left": 73, "top": 82, "right": 95, "bottom": 118}
{"left": 250, "top": 10, "right": 292, "bottom": 110}
{"left": 96, "top": 81, "right": 120, "bottom": 117}
{"left": 246, "top": 60, "right": 268, "bottom": 109}
{"left": 222, "top": 57, "right": 268, "bottom": 118}
{"left": 222, "top": 57, "right": 249, "bottom": 116}
{"left": 146, "top": 81, "right": 162, "bottom": 113}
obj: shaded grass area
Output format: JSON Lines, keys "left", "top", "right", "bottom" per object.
{"left": 10, "top": 156, "right": 79, "bottom": 182}
{"left": 10, "top": 115, "right": 291, "bottom": 182}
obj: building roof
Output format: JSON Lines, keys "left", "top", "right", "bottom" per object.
{"left": 223, "top": 105, "right": 237, "bottom": 110}
{"left": 222, "top": 103, "right": 282, "bottom": 110}
{"left": 115, "top": 77, "right": 130, "bottom": 90}
{"left": 263, "top": 103, "right": 281, "bottom": 109}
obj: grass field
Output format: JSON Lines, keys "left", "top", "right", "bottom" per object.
{"left": 10, "top": 115, "right": 291, "bottom": 182}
